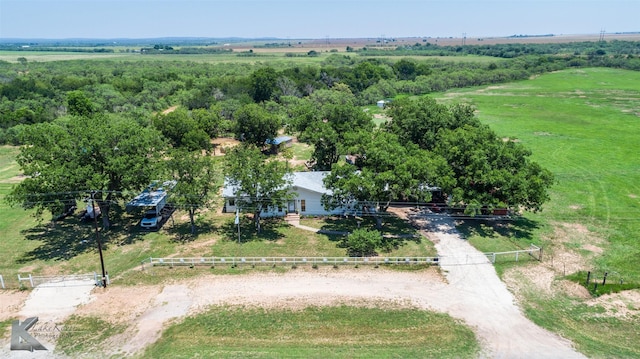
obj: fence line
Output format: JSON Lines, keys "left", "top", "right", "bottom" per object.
{"left": 143, "top": 245, "right": 541, "bottom": 270}
{"left": 17, "top": 273, "right": 109, "bottom": 288}
{"left": 1, "top": 247, "right": 542, "bottom": 290}
{"left": 484, "top": 244, "right": 542, "bottom": 264}
{"left": 143, "top": 256, "right": 441, "bottom": 268}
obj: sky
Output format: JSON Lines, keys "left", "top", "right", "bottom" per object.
{"left": 1, "top": 0, "right": 638, "bottom": 40}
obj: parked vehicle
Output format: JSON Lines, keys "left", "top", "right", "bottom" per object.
{"left": 140, "top": 210, "right": 162, "bottom": 229}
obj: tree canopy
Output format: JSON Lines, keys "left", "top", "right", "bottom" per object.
{"left": 434, "top": 124, "right": 554, "bottom": 214}
{"left": 234, "top": 103, "right": 280, "bottom": 148}
{"left": 165, "top": 149, "right": 218, "bottom": 235}
{"left": 384, "top": 96, "right": 554, "bottom": 214}
{"left": 323, "top": 131, "right": 453, "bottom": 228}
{"left": 224, "top": 145, "right": 293, "bottom": 233}
{"left": 8, "top": 114, "right": 167, "bottom": 228}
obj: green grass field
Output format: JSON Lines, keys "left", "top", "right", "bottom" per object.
{"left": 139, "top": 305, "right": 479, "bottom": 359}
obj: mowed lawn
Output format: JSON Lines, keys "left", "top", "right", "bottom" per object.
{"left": 440, "top": 67, "right": 640, "bottom": 358}
{"left": 140, "top": 305, "right": 479, "bottom": 359}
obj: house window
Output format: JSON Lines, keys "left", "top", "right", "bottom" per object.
{"left": 301, "top": 199, "right": 306, "bottom": 212}
{"left": 229, "top": 199, "right": 235, "bottom": 206}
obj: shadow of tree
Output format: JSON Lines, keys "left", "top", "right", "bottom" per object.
{"left": 319, "top": 213, "right": 422, "bottom": 254}
{"left": 167, "top": 219, "right": 218, "bottom": 243}
{"left": 317, "top": 214, "right": 418, "bottom": 237}
{"left": 17, "top": 212, "right": 153, "bottom": 262}
{"left": 217, "top": 216, "right": 285, "bottom": 243}
{"left": 19, "top": 220, "right": 104, "bottom": 263}
{"left": 457, "top": 216, "right": 540, "bottom": 248}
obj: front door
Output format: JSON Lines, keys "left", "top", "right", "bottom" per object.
{"left": 287, "top": 201, "right": 295, "bottom": 212}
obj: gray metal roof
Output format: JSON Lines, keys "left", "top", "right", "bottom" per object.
{"left": 291, "top": 171, "right": 330, "bottom": 194}
{"left": 223, "top": 171, "right": 330, "bottom": 198}
{"left": 265, "top": 136, "right": 293, "bottom": 145}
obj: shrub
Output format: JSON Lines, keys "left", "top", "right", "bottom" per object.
{"left": 342, "top": 228, "right": 382, "bottom": 257}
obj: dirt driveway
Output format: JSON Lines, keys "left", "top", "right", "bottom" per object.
{"left": 1, "top": 215, "right": 586, "bottom": 358}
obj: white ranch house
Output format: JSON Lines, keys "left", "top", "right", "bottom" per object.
{"left": 223, "top": 171, "right": 348, "bottom": 217}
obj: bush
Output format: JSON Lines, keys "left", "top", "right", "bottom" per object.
{"left": 342, "top": 228, "right": 382, "bottom": 257}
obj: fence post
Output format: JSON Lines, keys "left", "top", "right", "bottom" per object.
{"left": 492, "top": 253, "right": 496, "bottom": 264}
{"left": 586, "top": 271, "right": 591, "bottom": 286}
{"left": 29, "top": 274, "right": 34, "bottom": 288}
{"left": 515, "top": 251, "right": 519, "bottom": 262}
{"left": 602, "top": 272, "right": 608, "bottom": 286}
{"left": 0, "top": 275, "right": 4, "bottom": 289}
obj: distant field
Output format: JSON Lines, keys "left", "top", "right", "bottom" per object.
{"left": 3, "top": 32, "right": 639, "bottom": 64}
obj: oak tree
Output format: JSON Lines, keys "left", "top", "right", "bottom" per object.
{"left": 224, "top": 145, "right": 293, "bottom": 233}
{"left": 8, "top": 114, "right": 167, "bottom": 229}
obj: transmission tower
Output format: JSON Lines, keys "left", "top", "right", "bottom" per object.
{"left": 599, "top": 29, "right": 605, "bottom": 42}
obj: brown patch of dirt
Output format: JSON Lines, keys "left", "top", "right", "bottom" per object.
{"left": 0, "top": 290, "right": 30, "bottom": 321}
{"left": 74, "top": 285, "right": 161, "bottom": 325}
{"left": 503, "top": 221, "right": 605, "bottom": 302}
{"left": 210, "top": 137, "right": 241, "bottom": 156}
{"left": 582, "top": 244, "right": 603, "bottom": 254}
{"left": 587, "top": 289, "right": 640, "bottom": 319}
{"left": 503, "top": 264, "right": 556, "bottom": 299}
{"left": 629, "top": 194, "right": 638, "bottom": 199}
{"left": 541, "top": 222, "right": 605, "bottom": 275}
{"left": 161, "top": 105, "right": 179, "bottom": 115}
{"left": 556, "top": 279, "right": 592, "bottom": 299}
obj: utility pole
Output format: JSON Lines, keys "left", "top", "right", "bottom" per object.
{"left": 91, "top": 191, "right": 107, "bottom": 288}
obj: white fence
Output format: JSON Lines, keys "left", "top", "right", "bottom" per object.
{"left": 485, "top": 244, "right": 542, "bottom": 264}
{"left": 17, "top": 273, "right": 109, "bottom": 288}
{"left": 143, "top": 256, "right": 441, "bottom": 268}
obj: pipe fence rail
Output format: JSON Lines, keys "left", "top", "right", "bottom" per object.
{"left": 142, "top": 256, "right": 441, "bottom": 269}
{"left": 0, "top": 247, "right": 542, "bottom": 290}
{"left": 484, "top": 244, "right": 542, "bottom": 264}
{"left": 17, "top": 272, "right": 109, "bottom": 288}
{"left": 142, "top": 245, "right": 541, "bottom": 270}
